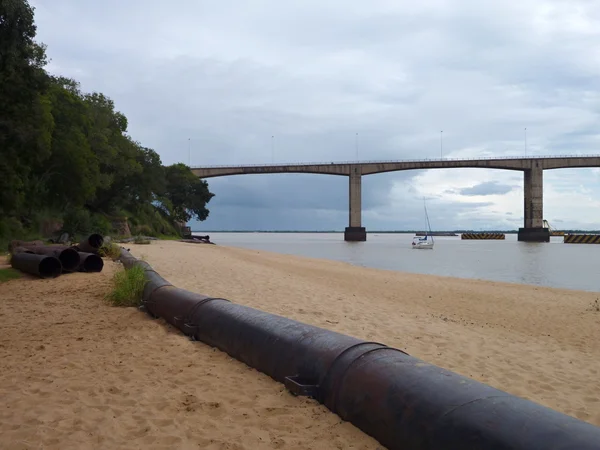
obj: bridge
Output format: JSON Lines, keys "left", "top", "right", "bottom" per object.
{"left": 191, "top": 155, "right": 600, "bottom": 242}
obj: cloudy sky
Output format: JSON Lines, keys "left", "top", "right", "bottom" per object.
{"left": 32, "top": 0, "right": 600, "bottom": 231}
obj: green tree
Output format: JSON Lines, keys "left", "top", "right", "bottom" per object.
{"left": 0, "top": 0, "right": 51, "bottom": 216}
{"left": 41, "top": 77, "right": 100, "bottom": 210}
{"left": 162, "top": 163, "right": 214, "bottom": 223}
{"left": 84, "top": 92, "right": 144, "bottom": 213}
{"left": 0, "top": 1, "right": 215, "bottom": 243}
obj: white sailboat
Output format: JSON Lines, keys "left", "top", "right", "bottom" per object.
{"left": 412, "top": 199, "right": 435, "bottom": 249}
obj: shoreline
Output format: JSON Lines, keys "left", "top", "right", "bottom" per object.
{"left": 130, "top": 240, "right": 600, "bottom": 427}
{"left": 188, "top": 232, "right": 595, "bottom": 293}
{"left": 205, "top": 242, "right": 598, "bottom": 295}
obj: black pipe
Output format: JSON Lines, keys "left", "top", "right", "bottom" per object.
{"left": 119, "top": 249, "right": 600, "bottom": 450}
{"left": 15, "top": 245, "right": 80, "bottom": 272}
{"left": 11, "top": 252, "right": 62, "bottom": 278}
{"left": 8, "top": 239, "right": 44, "bottom": 253}
{"left": 77, "top": 233, "right": 104, "bottom": 254}
{"left": 12, "top": 247, "right": 35, "bottom": 255}
{"left": 77, "top": 252, "right": 104, "bottom": 272}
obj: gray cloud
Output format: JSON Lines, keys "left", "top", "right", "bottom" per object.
{"left": 30, "top": 0, "right": 600, "bottom": 230}
{"left": 459, "top": 182, "right": 515, "bottom": 196}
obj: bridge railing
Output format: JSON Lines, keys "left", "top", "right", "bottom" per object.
{"left": 192, "top": 154, "right": 600, "bottom": 169}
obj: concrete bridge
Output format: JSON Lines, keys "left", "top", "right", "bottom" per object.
{"left": 191, "top": 155, "right": 600, "bottom": 242}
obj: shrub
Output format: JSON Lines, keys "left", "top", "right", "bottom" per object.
{"left": 90, "top": 214, "right": 113, "bottom": 236}
{"left": 106, "top": 265, "right": 146, "bottom": 307}
{"left": 62, "top": 208, "right": 91, "bottom": 237}
{"left": 98, "top": 242, "right": 122, "bottom": 259}
{"left": 133, "top": 224, "right": 154, "bottom": 237}
{"left": 133, "top": 236, "right": 151, "bottom": 244}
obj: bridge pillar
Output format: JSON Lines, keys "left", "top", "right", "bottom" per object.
{"left": 344, "top": 166, "right": 366, "bottom": 241}
{"left": 518, "top": 165, "right": 549, "bottom": 242}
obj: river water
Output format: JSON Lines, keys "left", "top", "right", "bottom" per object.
{"left": 194, "top": 232, "right": 600, "bottom": 292}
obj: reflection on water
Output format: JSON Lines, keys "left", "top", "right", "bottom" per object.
{"left": 195, "top": 232, "right": 600, "bottom": 292}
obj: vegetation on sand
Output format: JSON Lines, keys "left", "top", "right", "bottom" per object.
{"left": 98, "top": 242, "right": 122, "bottom": 259}
{"left": 106, "top": 265, "right": 146, "bottom": 307}
{"left": 0, "top": 268, "right": 22, "bottom": 284}
{"left": 0, "top": 0, "right": 214, "bottom": 247}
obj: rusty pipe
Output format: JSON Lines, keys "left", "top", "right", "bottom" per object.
{"left": 119, "top": 249, "right": 600, "bottom": 450}
{"left": 10, "top": 252, "right": 62, "bottom": 278}
{"left": 77, "top": 233, "right": 104, "bottom": 254}
{"left": 14, "top": 245, "right": 80, "bottom": 272}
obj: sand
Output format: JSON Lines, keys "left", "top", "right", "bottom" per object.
{"left": 1, "top": 241, "right": 599, "bottom": 449}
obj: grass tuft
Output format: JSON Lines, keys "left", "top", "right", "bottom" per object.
{"left": 106, "top": 265, "right": 146, "bottom": 307}
{"left": 98, "top": 242, "right": 121, "bottom": 259}
{"left": 0, "top": 268, "right": 22, "bottom": 283}
{"left": 133, "top": 235, "right": 151, "bottom": 245}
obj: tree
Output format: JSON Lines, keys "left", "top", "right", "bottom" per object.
{"left": 41, "top": 78, "right": 100, "bottom": 209}
{"left": 0, "top": 2, "right": 215, "bottom": 242}
{"left": 0, "top": 0, "right": 51, "bottom": 216}
{"left": 162, "top": 163, "right": 214, "bottom": 223}
{"left": 83, "top": 93, "right": 144, "bottom": 213}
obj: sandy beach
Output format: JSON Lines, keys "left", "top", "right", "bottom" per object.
{"left": 1, "top": 240, "right": 599, "bottom": 449}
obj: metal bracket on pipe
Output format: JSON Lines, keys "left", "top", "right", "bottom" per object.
{"left": 183, "top": 323, "right": 199, "bottom": 340}
{"left": 173, "top": 316, "right": 200, "bottom": 340}
{"left": 284, "top": 375, "right": 319, "bottom": 398}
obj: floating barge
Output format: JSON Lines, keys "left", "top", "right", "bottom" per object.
{"left": 461, "top": 233, "right": 505, "bottom": 240}
{"left": 564, "top": 234, "right": 600, "bottom": 244}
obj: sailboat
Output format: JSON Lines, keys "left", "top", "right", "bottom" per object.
{"left": 412, "top": 199, "right": 435, "bottom": 249}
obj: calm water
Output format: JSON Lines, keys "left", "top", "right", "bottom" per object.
{"left": 194, "top": 232, "right": 600, "bottom": 292}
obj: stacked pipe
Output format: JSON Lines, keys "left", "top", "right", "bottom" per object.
{"left": 120, "top": 248, "right": 600, "bottom": 450}
{"left": 10, "top": 251, "right": 62, "bottom": 278}
{"left": 76, "top": 233, "right": 104, "bottom": 254}
{"left": 8, "top": 234, "right": 105, "bottom": 278}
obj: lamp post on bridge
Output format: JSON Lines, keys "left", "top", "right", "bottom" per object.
{"left": 440, "top": 131, "right": 443, "bottom": 159}
{"left": 524, "top": 128, "right": 527, "bottom": 157}
{"left": 355, "top": 132, "right": 359, "bottom": 161}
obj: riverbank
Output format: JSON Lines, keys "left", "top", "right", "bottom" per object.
{"left": 1, "top": 241, "right": 599, "bottom": 449}
{"left": 136, "top": 240, "right": 600, "bottom": 426}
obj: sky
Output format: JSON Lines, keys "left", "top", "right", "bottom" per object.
{"left": 31, "top": 0, "right": 600, "bottom": 231}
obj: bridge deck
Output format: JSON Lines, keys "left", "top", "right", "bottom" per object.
{"left": 191, "top": 155, "right": 600, "bottom": 178}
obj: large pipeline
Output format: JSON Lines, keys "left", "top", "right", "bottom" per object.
{"left": 10, "top": 252, "right": 62, "bottom": 278}
{"left": 14, "top": 245, "right": 81, "bottom": 272}
{"left": 119, "top": 250, "right": 600, "bottom": 450}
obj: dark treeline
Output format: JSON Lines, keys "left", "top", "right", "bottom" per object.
{"left": 0, "top": 0, "right": 214, "bottom": 244}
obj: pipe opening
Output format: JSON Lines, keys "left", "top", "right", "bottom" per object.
{"left": 80, "top": 253, "right": 104, "bottom": 272}
{"left": 87, "top": 234, "right": 104, "bottom": 249}
{"left": 39, "top": 257, "right": 62, "bottom": 278}
{"left": 59, "top": 248, "right": 81, "bottom": 272}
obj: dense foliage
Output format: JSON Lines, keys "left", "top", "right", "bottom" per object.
{"left": 0, "top": 0, "right": 214, "bottom": 243}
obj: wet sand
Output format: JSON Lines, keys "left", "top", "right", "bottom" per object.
{"left": 1, "top": 240, "right": 599, "bottom": 449}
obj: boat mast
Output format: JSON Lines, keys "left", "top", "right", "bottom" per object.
{"left": 424, "top": 198, "right": 434, "bottom": 243}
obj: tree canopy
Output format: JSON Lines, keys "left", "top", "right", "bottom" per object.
{"left": 0, "top": 0, "right": 214, "bottom": 241}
